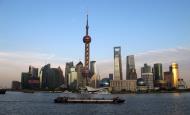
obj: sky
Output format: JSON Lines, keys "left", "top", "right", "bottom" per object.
{"left": 0, "top": 0, "right": 190, "bottom": 88}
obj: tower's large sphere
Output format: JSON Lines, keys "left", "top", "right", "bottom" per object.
{"left": 83, "top": 35, "right": 91, "bottom": 43}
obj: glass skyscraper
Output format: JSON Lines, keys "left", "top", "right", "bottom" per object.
{"left": 126, "top": 55, "right": 137, "bottom": 80}
{"left": 153, "top": 63, "right": 163, "bottom": 80}
{"left": 114, "top": 47, "right": 123, "bottom": 80}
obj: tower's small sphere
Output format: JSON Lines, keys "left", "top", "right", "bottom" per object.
{"left": 83, "top": 35, "right": 91, "bottom": 43}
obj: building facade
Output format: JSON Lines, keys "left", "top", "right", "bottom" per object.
{"left": 114, "top": 47, "right": 123, "bottom": 80}
{"left": 141, "top": 64, "right": 154, "bottom": 90}
{"left": 76, "top": 61, "right": 84, "bottom": 88}
{"left": 90, "top": 61, "right": 96, "bottom": 75}
{"left": 170, "top": 63, "right": 179, "bottom": 88}
{"left": 153, "top": 63, "right": 163, "bottom": 80}
{"left": 21, "top": 66, "right": 40, "bottom": 90}
{"left": 141, "top": 73, "right": 154, "bottom": 90}
{"left": 12, "top": 81, "right": 21, "bottom": 90}
{"left": 68, "top": 67, "right": 77, "bottom": 89}
{"left": 126, "top": 55, "right": 137, "bottom": 80}
{"left": 65, "top": 62, "right": 74, "bottom": 87}
{"left": 110, "top": 80, "right": 136, "bottom": 92}
{"left": 41, "top": 64, "right": 64, "bottom": 90}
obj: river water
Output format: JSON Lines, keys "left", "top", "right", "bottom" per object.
{"left": 0, "top": 92, "right": 190, "bottom": 115}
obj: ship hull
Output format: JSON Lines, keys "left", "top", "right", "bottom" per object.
{"left": 0, "top": 89, "right": 6, "bottom": 94}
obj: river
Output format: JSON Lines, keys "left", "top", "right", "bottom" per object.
{"left": 0, "top": 92, "right": 190, "bottom": 115}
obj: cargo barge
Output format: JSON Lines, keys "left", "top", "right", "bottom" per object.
{"left": 54, "top": 97, "right": 125, "bottom": 104}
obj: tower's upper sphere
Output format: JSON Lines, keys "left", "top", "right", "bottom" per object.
{"left": 83, "top": 35, "right": 91, "bottom": 43}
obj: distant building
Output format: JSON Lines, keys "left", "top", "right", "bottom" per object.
{"left": 153, "top": 63, "right": 163, "bottom": 80}
{"left": 110, "top": 80, "right": 136, "bottom": 92}
{"left": 90, "top": 61, "right": 96, "bottom": 75}
{"left": 29, "top": 65, "right": 38, "bottom": 78}
{"left": 114, "top": 47, "right": 123, "bottom": 80}
{"left": 126, "top": 55, "right": 137, "bottom": 80}
{"left": 164, "top": 71, "right": 173, "bottom": 89}
{"left": 141, "top": 63, "right": 152, "bottom": 74}
{"left": 41, "top": 64, "right": 64, "bottom": 90}
{"left": 21, "top": 72, "right": 31, "bottom": 89}
{"left": 12, "top": 81, "right": 21, "bottom": 90}
{"left": 109, "top": 73, "right": 113, "bottom": 80}
{"left": 21, "top": 66, "right": 40, "bottom": 89}
{"left": 76, "top": 61, "right": 84, "bottom": 88}
{"left": 100, "top": 78, "right": 110, "bottom": 87}
{"left": 164, "top": 63, "right": 180, "bottom": 88}
{"left": 141, "top": 73, "right": 154, "bottom": 90}
{"left": 141, "top": 64, "right": 154, "bottom": 90}
{"left": 68, "top": 67, "right": 77, "bottom": 89}
{"left": 65, "top": 62, "right": 74, "bottom": 87}
{"left": 136, "top": 78, "right": 148, "bottom": 92}
{"left": 170, "top": 63, "right": 179, "bottom": 88}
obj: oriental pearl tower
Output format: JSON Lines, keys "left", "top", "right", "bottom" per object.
{"left": 82, "top": 14, "right": 91, "bottom": 86}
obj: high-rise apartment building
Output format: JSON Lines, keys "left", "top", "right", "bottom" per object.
{"left": 114, "top": 47, "right": 123, "bottom": 80}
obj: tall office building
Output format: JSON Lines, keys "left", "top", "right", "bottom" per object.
{"left": 114, "top": 47, "right": 123, "bottom": 80}
{"left": 164, "top": 63, "right": 180, "bottom": 88}
{"left": 41, "top": 64, "right": 64, "bottom": 89}
{"left": 65, "top": 62, "right": 74, "bottom": 87}
{"left": 141, "top": 63, "right": 152, "bottom": 74}
{"left": 76, "top": 61, "right": 84, "bottom": 88}
{"left": 126, "top": 55, "right": 137, "bottom": 80}
{"left": 141, "top": 63, "right": 154, "bottom": 90}
{"left": 153, "top": 63, "right": 163, "bottom": 80}
{"left": 68, "top": 67, "right": 77, "bottom": 89}
{"left": 29, "top": 65, "right": 38, "bottom": 78}
{"left": 82, "top": 14, "right": 92, "bottom": 86}
{"left": 170, "top": 63, "right": 179, "bottom": 88}
{"left": 109, "top": 73, "right": 113, "bottom": 80}
{"left": 90, "top": 61, "right": 96, "bottom": 75}
{"left": 21, "top": 65, "right": 40, "bottom": 89}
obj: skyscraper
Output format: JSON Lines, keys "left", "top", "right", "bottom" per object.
{"left": 82, "top": 14, "right": 91, "bottom": 86}
{"left": 65, "top": 62, "right": 74, "bottom": 87}
{"left": 141, "top": 63, "right": 154, "bottom": 90}
{"left": 170, "top": 63, "right": 179, "bottom": 88}
{"left": 114, "top": 47, "right": 123, "bottom": 80}
{"left": 68, "top": 67, "right": 77, "bottom": 89}
{"left": 21, "top": 65, "right": 40, "bottom": 89}
{"left": 90, "top": 61, "right": 96, "bottom": 75}
{"left": 41, "top": 64, "right": 64, "bottom": 89}
{"left": 126, "top": 55, "right": 137, "bottom": 80}
{"left": 29, "top": 65, "right": 38, "bottom": 78}
{"left": 141, "top": 63, "right": 152, "bottom": 74}
{"left": 76, "top": 61, "right": 84, "bottom": 88}
{"left": 153, "top": 63, "right": 163, "bottom": 80}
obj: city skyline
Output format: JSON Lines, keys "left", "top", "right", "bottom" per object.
{"left": 0, "top": 0, "right": 190, "bottom": 87}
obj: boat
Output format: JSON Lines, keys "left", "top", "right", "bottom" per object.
{"left": 22, "top": 90, "right": 34, "bottom": 93}
{"left": 54, "top": 97, "right": 125, "bottom": 104}
{"left": 0, "top": 89, "right": 6, "bottom": 94}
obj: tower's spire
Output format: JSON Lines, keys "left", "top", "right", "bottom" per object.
{"left": 86, "top": 14, "right": 89, "bottom": 35}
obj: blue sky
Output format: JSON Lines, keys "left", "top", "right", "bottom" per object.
{"left": 0, "top": 0, "right": 190, "bottom": 87}
{"left": 1, "top": 0, "right": 190, "bottom": 60}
